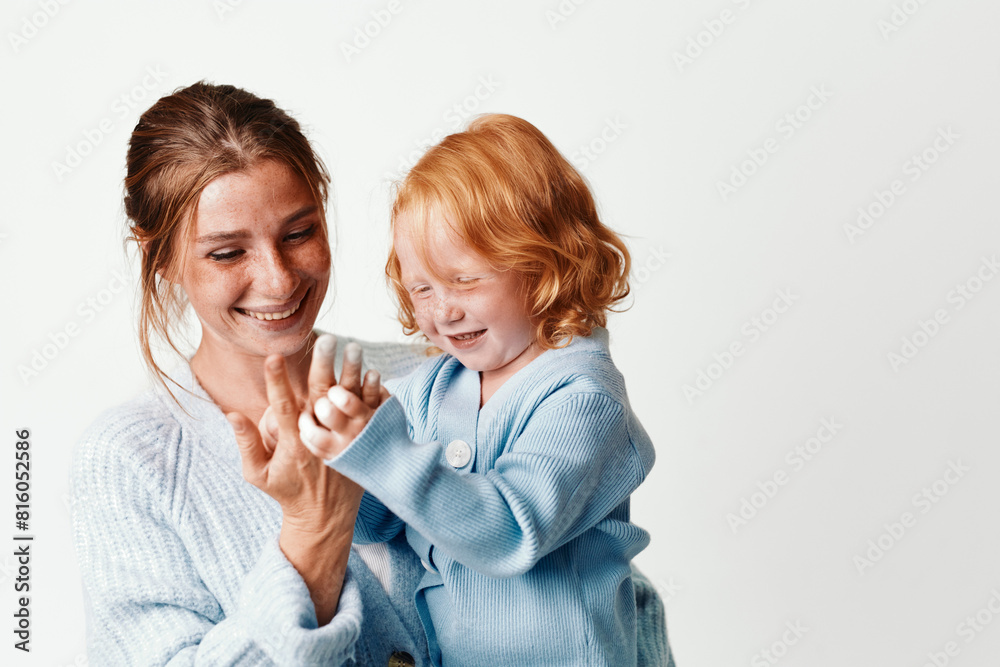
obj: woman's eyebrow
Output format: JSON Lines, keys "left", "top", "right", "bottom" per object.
{"left": 195, "top": 206, "right": 319, "bottom": 244}
{"left": 284, "top": 205, "right": 319, "bottom": 225}
{"left": 196, "top": 230, "right": 250, "bottom": 244}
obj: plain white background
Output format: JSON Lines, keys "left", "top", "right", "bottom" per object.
{"left": 3, "top": 1, "right": 999, "bottom": 665}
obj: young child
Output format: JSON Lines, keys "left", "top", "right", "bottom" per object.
{"left": 299, "top": 114, "right": 655, "bottom": 666}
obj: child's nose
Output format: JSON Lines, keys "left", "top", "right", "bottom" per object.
{"left": 433, "top": 295, "right": 464, "bottom": 323}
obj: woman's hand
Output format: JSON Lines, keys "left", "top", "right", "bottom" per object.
{"left": 226, "top": 334, "right": 365, "bottom": 625}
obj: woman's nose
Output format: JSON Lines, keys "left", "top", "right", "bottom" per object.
{"left": 255, "top": 248, "right": 298, "bottom": 298}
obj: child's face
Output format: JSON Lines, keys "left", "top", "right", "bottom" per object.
{"left": 395, "top": 212, "right": 542, "bottom": 386}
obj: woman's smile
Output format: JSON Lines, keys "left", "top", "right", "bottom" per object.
{"left": 234, "top": 286, "right": 312, "bottom": 329}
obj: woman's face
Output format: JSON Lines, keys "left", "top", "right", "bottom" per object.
{"left": 177, "top": 159, "right": 330, "bottom": 364}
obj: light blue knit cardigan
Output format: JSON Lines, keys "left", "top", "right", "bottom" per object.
{"left": 332, "top": 329, "right": 657, "bottom": 665}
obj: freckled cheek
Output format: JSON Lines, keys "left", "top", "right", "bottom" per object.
{"left": 184, "top": 265, "right": 249, "bottom": 318}
{"left": 289, "top": 243, "right": 331, "bottom": 301}
{"left": 298, "top": 241, "right": 331, "bottom": 274}
{"left": 412, "top": 300, "right": 437, "bottom": 333}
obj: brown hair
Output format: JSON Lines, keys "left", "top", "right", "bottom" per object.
{"left": 386, "top": 113, "right": 631, "bottom": 348}
{"left": 124, "top": 81, "right": 330, "bottom": 394}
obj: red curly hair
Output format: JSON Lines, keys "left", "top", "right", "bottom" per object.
{"left": 386, "top": 113, "right": 631, "bottom": 349}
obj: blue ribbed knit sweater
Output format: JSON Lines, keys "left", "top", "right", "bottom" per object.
{"left": 329, "top": 329, "right": 658, "bottom": 666}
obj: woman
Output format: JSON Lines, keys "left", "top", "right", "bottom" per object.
{"left": 71, "top": 82, "right": 673, "bottom": 665}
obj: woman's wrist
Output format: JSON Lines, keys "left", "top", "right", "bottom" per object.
{"left": 278, "top": 473, "right": 364, "bottom": 626}
{"left": 279, "top": 518, "right": 354, "bottom": 626}
{"left": 280, "top": 471, "right": 365, "bottom": 535}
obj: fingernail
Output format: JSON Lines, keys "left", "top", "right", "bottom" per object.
{"left": 365, "top": 370, "right": 380, "bottom": 384}
{"left": 298, "top": 413, "right": 319, "bottom": 449}
{"left": 345, "top": 342, "right": 362, "bottom": 364}
{"left": 267, "top": 356, "right": 282, "bottom": 372}
{"left": 315, "top": 397, "right": 333, "bottom": 421}
{"left": 317, "top": 334, "right": 335, "bottom": 355}
{"left": 227, "top": 415, "right": 244, "bottom": 433}
{"left": 329, "top": 387, "right": 350, "bottom": 409}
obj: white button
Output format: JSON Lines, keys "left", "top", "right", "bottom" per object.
{"left": 445, "top": 439, "right": 472, "bottom": 468}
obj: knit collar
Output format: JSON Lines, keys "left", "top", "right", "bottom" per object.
{"left": 478, "top": 326, "right": 610, "bottom": 422}
{"left": 155, "top": 360, "right": 244, "bottom": 468}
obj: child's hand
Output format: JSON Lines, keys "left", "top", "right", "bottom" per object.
{"left": 298, "top": 367, "right": 389, "bottom": 459}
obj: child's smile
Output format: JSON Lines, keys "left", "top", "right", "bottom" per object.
{"left": 448, "top": 329, "right": 486, "bottom": 346}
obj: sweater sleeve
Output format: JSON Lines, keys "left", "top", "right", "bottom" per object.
{"left": 328, "top": 388, "right": 652, "bottom": 578}
{"left": 352, "top": 490, "right": 405, "bottom": 544}
{"left": 631, "top": 565, "right": 674, "bottom": 667}
{"left": 348, "top": 355, "right": 445, "bottom": 547}
{"left": 71, "top": 418, "right": 363, "bottom": 666}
